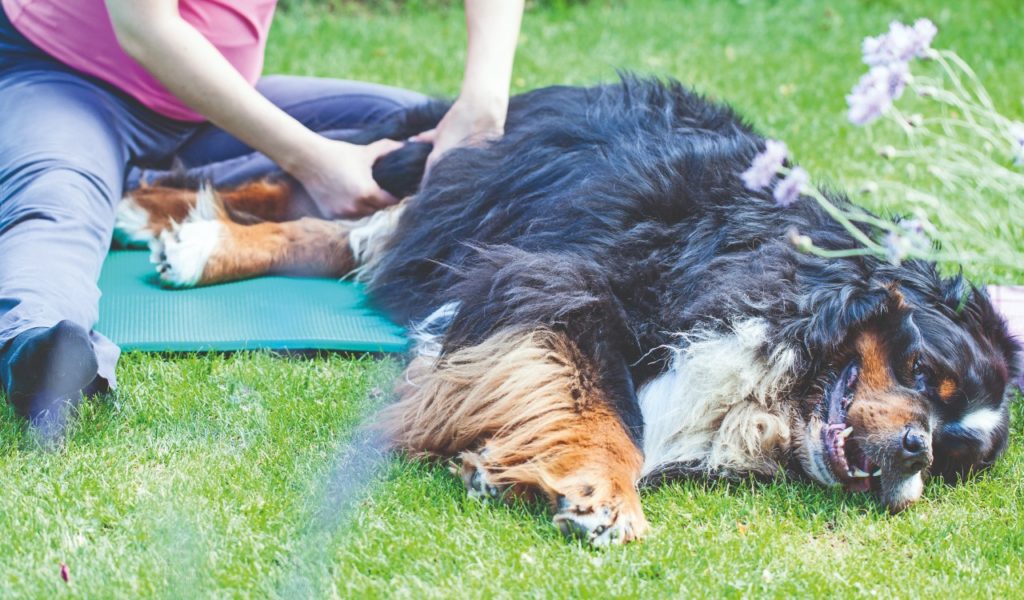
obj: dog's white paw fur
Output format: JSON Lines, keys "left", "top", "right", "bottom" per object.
{"left": 113, "top": 194, "right": 154, "bottom": 246}
{"left": 151, "top": 220, "right": 223, "bottom": 288}
{"left": 148, "top": 185, "right": 224, "bottom": 288}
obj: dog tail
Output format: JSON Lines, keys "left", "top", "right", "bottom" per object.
{"left": 353, "top": 99, "right": 452, "bottom": 199}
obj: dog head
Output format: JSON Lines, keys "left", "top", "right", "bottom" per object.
{"left": 909, "top": 279, "right": 1020, "bottom": 481}
{"left": 796, "top": 282, "right": 1019, "bottom": 512}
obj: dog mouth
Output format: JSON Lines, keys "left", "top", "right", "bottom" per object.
{"left": 820, "top": 362, "right": 881, "bottom": 493}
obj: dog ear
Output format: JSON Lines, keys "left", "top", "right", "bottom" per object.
{"left": 953, "top": 283, "right": 1022, "bottom": 383}
{"left": 798, "top": 281, "right": 906, "bottom": 355}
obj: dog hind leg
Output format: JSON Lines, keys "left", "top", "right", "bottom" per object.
{"left": 152, "top": 188, "right": 410, "bottom": 287}
{"left": 381, "top": 327, "right": 649, "bottom": 545}
{"left": 115, "top": 180, "right": 298, "bottom": 246}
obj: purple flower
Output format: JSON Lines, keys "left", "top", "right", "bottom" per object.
{"left": 862, "top": 18, "right": 938, "bottom": 67}
{"left": 1011, "top": 121, "right": 1024, "bottom": 166}
{"left": 885, "top": 218, "right": 931, "bottom": 264}
{"left": 741, "top": 139, "right": 788, "bottom": 190}
{"left": 899, "top": 217, "right": 926, "bottom": 236}
{"left": 773, "top": 166, "right": 808, "bottom": 207}
{"left": 912, "top": 19, "right": 938, "bottom": 55}
{"left": 884, "top": 230, "right": 909, "bottom": 264}
{"left": 846, "top": 63, "right": 909, "bottom": 125}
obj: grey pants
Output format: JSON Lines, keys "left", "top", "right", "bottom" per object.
{"left": 0, "top": 7, "right": 426, "bottom": 388}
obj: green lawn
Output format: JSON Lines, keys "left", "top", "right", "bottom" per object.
{"left": 2, "top": 0, "right": 1023, "bottom": 597}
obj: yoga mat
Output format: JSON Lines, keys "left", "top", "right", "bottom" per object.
{"left": 95, "top": 250, "right": 408, "bottom": 353}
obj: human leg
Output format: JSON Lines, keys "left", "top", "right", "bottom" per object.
{"left": 0, "top": 67, "right": 186, "bottom": 422}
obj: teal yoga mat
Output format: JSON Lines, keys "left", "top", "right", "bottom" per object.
{"left": 95, "top": 250, "right": 408, "bottom": 353}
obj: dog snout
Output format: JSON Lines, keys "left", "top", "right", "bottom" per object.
{"left": 898, "top": 426, "right": 931, "bottom": 474}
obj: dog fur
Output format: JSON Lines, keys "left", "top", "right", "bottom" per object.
{"left": 117, "top": 76, "right": 1021, "bottom": 545}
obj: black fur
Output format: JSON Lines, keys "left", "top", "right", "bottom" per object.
{"left": 366, "top": 75, "right": 1020, "bottom": 483}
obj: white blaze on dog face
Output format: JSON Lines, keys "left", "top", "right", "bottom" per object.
{"left": 957, "top": 407, "right": 1003, "bottom": 438}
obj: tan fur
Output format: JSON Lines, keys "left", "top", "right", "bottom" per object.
{"left": 847, "top": 391, "right": 924, "bottom": 435}
{"left": 217, "top": 180, "right": 297, "bottom": 221}
{"left": 198, "top": 217, "right": 357, "bottom": 285}
{"left": 856, "top": 331, "right": 894, "bottom": 391}
{"left": 938, "top": 378, "right": 958, "bottom": 402}
{"left": 129, "top": 179, "right": 298, "bottom": 238}
{"left": 380, "top": 328, "right": 648, "bottom": 540}
{"left": 130, "top": 184, "right": 202, "bottom": 235}
{"left": 849, "top": 330, "right": 927, "bottom": 432}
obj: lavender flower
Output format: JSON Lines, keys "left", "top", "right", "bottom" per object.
{"left": 773, "top": 166, "right": 808, "bottom": 207}
{"left": 884, "top": 230, "right": 909, "bottom": 264}
{"left": 846, "top": 62, "right": 910, "bottom": 125}
{"left": 862, "top": 18, "right": 938, "bottom": 67}
{"left": 885, "top": 218, "right": 931, "bottom": 264}
{"left": 1011, "top": 121, "right": 1024, "bottom": 166}
{"left": 741, "top": 139, "right": 788, "bottom": 190}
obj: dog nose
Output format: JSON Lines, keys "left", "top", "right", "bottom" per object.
{"left": 898, "top": 427, "right": 930, "bottom": 474}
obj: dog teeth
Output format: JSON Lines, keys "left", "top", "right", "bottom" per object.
{"left": 841, "top": 427, "right": 853, "bottom": 438}
{"left": 849, "top": 468, "right": 871, "bottom": 478}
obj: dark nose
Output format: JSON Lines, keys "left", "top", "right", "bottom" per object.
{"left": 898, "top": 427, "right": 931, "bottom": 474}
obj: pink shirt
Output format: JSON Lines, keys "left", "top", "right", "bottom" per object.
{"left": 2, "top": 0, "right": 277, "bottom": 122}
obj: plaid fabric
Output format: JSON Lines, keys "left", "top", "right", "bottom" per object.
{"left": 988, "top": 285, "right": 1024, "bottom": 389}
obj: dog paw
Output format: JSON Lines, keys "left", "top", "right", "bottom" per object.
{"left": 457, "top": 452, "right": 502, "bottom": 501}
{"left": 114, "top": 194, "right": 156, "bottom": 247}
{"left": 553, "top": 491, "right": 649, "bottom": 546}
{"left": 150, "top": 220, "right": 223, "bottom": 288}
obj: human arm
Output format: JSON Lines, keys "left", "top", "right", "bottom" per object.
{"left": 419, "top": 0, "right": 524, "bottom": 176}
{"left": 104, "top": 0, "right": 400, "bottom": 217}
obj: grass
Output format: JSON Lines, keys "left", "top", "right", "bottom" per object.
{"left": 2, "top": 0, "right": 1023, "bottom": 597}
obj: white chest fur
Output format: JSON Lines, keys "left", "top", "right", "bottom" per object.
{"left": 638, "top": 319, "right": 797, "bottom": 478}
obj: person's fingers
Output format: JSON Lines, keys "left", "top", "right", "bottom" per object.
{"left": 423, "top": 148, "right": 442, "bottom": 183}
{"left": 356, "top": 185, "right": 399, "bottom": 212}
{"left": 372, "top": 187, "right": 400, "bottom": 207}
{"left": 366, "top": 138, "right": 404, "bottom": 160}
{"left": 411, "top": 128, "right": 437, "bottom": 143}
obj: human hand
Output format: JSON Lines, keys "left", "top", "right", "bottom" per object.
{"left": 415, "top": 95, "right": 507, "bottom": 180}
{"left": 292, "top": 137, "right": 403, "bottom": 219}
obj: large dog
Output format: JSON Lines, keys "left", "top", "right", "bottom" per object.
{"left": 116, "top": 77, "right": 1020, "bottom": 545}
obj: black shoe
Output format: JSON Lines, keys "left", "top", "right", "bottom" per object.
{"left": 0, "top": 321, "right": 100, "bottom": 429}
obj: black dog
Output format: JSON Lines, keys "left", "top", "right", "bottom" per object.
{"left": 120, "top": 76, "right": 1020, "bottom": 545}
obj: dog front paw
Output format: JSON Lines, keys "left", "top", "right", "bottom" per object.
{"left": 458, "top": 451, "right": 503, "bottom": 500}
{"left": 553, "top": 487, "right": 649, "bottom": 546}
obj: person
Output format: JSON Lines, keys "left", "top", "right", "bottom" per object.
{"left": 0, "top": 0, "right": 524, "bottom": 428}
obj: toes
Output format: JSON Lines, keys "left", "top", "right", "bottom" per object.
{"left": 459, "top": 458, "right": 501, "bottom": 500}
{"left": 467, "top": 469, "right": 500, "bottom": 499}
{"left": 552, "top": 494, "right": 647, "bottom": 546}
{"left": 148, "top": 220, "right": 223, "bottom": 288}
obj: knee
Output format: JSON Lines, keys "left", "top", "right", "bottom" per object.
{"left": 1, "top": 162, "right": 119, "bottom": 226}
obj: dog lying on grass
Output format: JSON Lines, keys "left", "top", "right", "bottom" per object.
{"left": 116, "top": 77, "right": 1020, "bottom": 545}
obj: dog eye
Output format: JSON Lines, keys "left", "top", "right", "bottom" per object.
{"left": 912, "top": 358, "right": 930, "bottom": 392}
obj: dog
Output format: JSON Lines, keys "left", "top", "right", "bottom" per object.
{"left": 115, "top": 76, "right": 1020, "bottom": 545}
